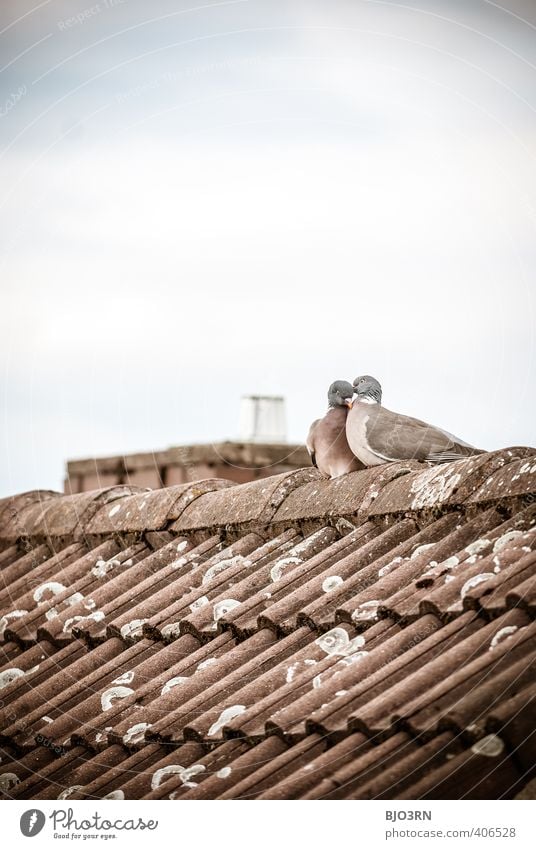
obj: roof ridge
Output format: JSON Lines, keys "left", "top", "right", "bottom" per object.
{"left": 0, "top": 447, "right": 534, "bottom": 544}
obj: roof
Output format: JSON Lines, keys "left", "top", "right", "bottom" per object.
{"left": 0, "top": 446, "right": 535, "bottom": 800}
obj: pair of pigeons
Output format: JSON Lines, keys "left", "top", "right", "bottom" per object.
{"left": 307, "top": 375, "right": 483, "bottom": 479}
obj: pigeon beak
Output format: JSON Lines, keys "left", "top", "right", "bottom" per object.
{"left": 345, "top": 399, "right": 353, "bottom": 409}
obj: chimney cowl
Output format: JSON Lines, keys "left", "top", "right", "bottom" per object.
{"left": 239, "top": 395, "right": 287, "bottom": 443}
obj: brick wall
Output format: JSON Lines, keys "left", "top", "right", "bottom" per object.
{"left": 65, "top": 442, "right": 310, "bottom": 493}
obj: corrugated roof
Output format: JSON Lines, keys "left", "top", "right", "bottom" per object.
{"left": 0, "top": 447, "right": 535, "bottom": 799}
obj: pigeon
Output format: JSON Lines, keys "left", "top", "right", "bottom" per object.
{"left": 346, "top": 375, "right": 484, "bottom": 466}
{"left": 306, "top": 381, "right": 366, "bottom": 477}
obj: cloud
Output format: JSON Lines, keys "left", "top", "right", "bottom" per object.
{"left": 0, "top": 0, "right": 534, "bottom": 494}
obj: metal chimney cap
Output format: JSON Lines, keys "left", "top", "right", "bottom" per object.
{"left": 239, "top": 395, "right": 287, "bottom": 444}
{"left": 240, "top": 394, "right": 284, "bottom": 401}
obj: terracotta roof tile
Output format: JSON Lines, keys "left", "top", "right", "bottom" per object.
{"left": 333, "top": 508, "right": 505, "bottom": 628}
{"left": 178, "top": 737, "right": 288, "bottom": 800}
{"left": 257, "top": 731, "right": 371, "bottom": 799}
{"left": 0, "top": 490, "right": 60, "bottom": 540}
{"left": 324, "top": 731, "right": 461, "bottom": 800}
{"left": 146, "top": 740, "right": 250, "bottom": 800}
{"left": 170, "top": 469, "right": 320, "bottom": 531}
{"left": 270, "top": 614, "right": 472, "bottom": 742}
{"left": 1, "top": 447, "right": 534, "bottom": 799}
{"left": 270, "top": 463, "right": 423, "bottom": 524}
{"left": 294, "top": 514, "right": 458, "bottom": 633}
{"left": 301, "top": 732, "right": 417, "bottom": 799}
{"left": 83, "top": 480, "right": 234, "bottom": 535}
{"left": 5, "top": 542, "right": 147, "bottom": 648}
{"left": 369, "top": 448, "right": 535, "bottom": 517}
{"left": 30, "top": 487, "right": 145, "bottom": 541}
{"left": 222, "top": 523, "right": 380, "bottom": 639}
{"left": 180, "top": 527, "right": 339, "bottom": 641}
{"left": 397, "top": 738, "right": 523, "bottom": 800}
{"left": 0, "top": 745, "right": 58, "bottom": 798}
{"left": 0, "top": 543, "right": 54, "bottom": 608}
{"left": 0, "top": 543, "right": 35, "bottom": 571}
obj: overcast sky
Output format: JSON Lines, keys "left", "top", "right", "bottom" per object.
{"left": 1, "top": 0, "right": 535, "bottom": 496}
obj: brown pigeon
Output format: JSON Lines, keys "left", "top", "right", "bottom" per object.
{"left": 307, "top": 381, "right": 365, "bottom": 477}
{"left": 346, "top": 375, "right": 484, "bottom": 466}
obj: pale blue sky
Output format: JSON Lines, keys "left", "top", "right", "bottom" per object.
{"left": 1, "top": 0, "right": 535, "bottom": 495}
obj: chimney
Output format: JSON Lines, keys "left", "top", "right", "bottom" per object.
{"left": 239, "top": 395, "right": 287, "bottom": 443}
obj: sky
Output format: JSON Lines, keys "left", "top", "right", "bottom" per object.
{"left": 1, "top": 0, "right": 535, "bottom": 496}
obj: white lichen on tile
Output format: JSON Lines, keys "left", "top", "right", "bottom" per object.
{"left": 410, "top": 468, "right": 462, "bottom": 509}
{"left": 489, "top": 625, "right": 518, "bottom": 650}
{"left": 411, "top": 544, "right": 435, "bottom": 560}
{"left": 58, "top": 785, "right": 84, "bottom": 799}
{"left": 151, "top": 764, "right": 186, "bottom": 790}
{"left": 33, "top": 581, "right": 67, "bottom": 602}
{"left": 213, "top": 598, "right": 241, "bottom": 623}
{"left": 286, "top": 661, "right": 300, "bottom": 683}
{"left": 161, "top": 676, "right": 189, "bottom": 695}
{"left": 315, "top": 627, "right": 365, "bottom": 657}
{"left": 123, "top": 722, "right": 152, "bottom": 745}
{"left": 161, "top": 622, "right": 181, "bottom": 638}
{"left": 492, "top": 530, "right": 525, "bottom": 553}
{"left": 179, "top": 764, "right": 206, "bottom": 788}
{"left": 379, "top": 556, "right": 403, "bottom": 577}
{"left": 170, "top": 556, "right": 188, "bottom": 570}
{"left": 95, "top": 726, "right": 113, "bottom": 744}
{"left": 322, "top": 575, "right": 343, "bottom": 592}
{"left": 471, "top": 734, "right": 505, "bottom": 757}
{"left": 112, "top": 670, "right": 135, "bottom": 685}
{"left": 351, "top": 600, "right": 380, "bottom": 622}
{"left": 270, "top": 556, "right": 302, "bottom": 582}
{"left": 203, "top": 556, "right": 250, "bottom": 585}
{"left": 464, "top": 539, "right": 491, "bottom": 556}
{"left": 0, "top": 668, "right": 26, "bottom": 689}
{"left": 207, "top": 705, "right": 246, "bottom": 737}
{"left": 119, "top": 619, "right": 147, "bottom": 639}
{"left": 197, "top": 657, "right": 218, "bottom": 671}
{"left": 460, "top": 573, "right": 494, "bottom": 599}
{"left": 101, "top": 686, "right": 134, "bottom": 712}
{"left": 92, "top": 558, "right": 122, "bottom": 578}
{"left": 189, "top": 595, "right": 209, "bottom": 613}
{"left": 0, "top": 772, "right": 19, "bottom": 791}
{"left": 0, "top": 609, "right": 28, "bottom": 639}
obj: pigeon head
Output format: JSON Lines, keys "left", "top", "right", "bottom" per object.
{"left": 328, "top": 380, "right": 354, "bottom": 409}
{"left": 353, "top": 375, "right": 382, "bottom": 403}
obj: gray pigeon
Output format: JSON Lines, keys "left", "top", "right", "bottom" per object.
{"left": 307, "top": 381, "right": 366, "bottom": 477}
{"left": 346, "top": 375, "right": 484, "bottom": 466}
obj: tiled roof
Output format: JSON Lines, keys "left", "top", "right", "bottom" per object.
{"left": 0, "top": 447, "right": 535, "bottom": 800}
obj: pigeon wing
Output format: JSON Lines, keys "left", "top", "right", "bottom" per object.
{"left": 365, "top": 405, "right": 482, "bottom": 463}
{"left": 306, "top": 419, "right": 320, "bottom": 468}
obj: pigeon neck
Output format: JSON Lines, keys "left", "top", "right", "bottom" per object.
{"left": 358, "top": 395, "right": 380, "bottom": 406}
